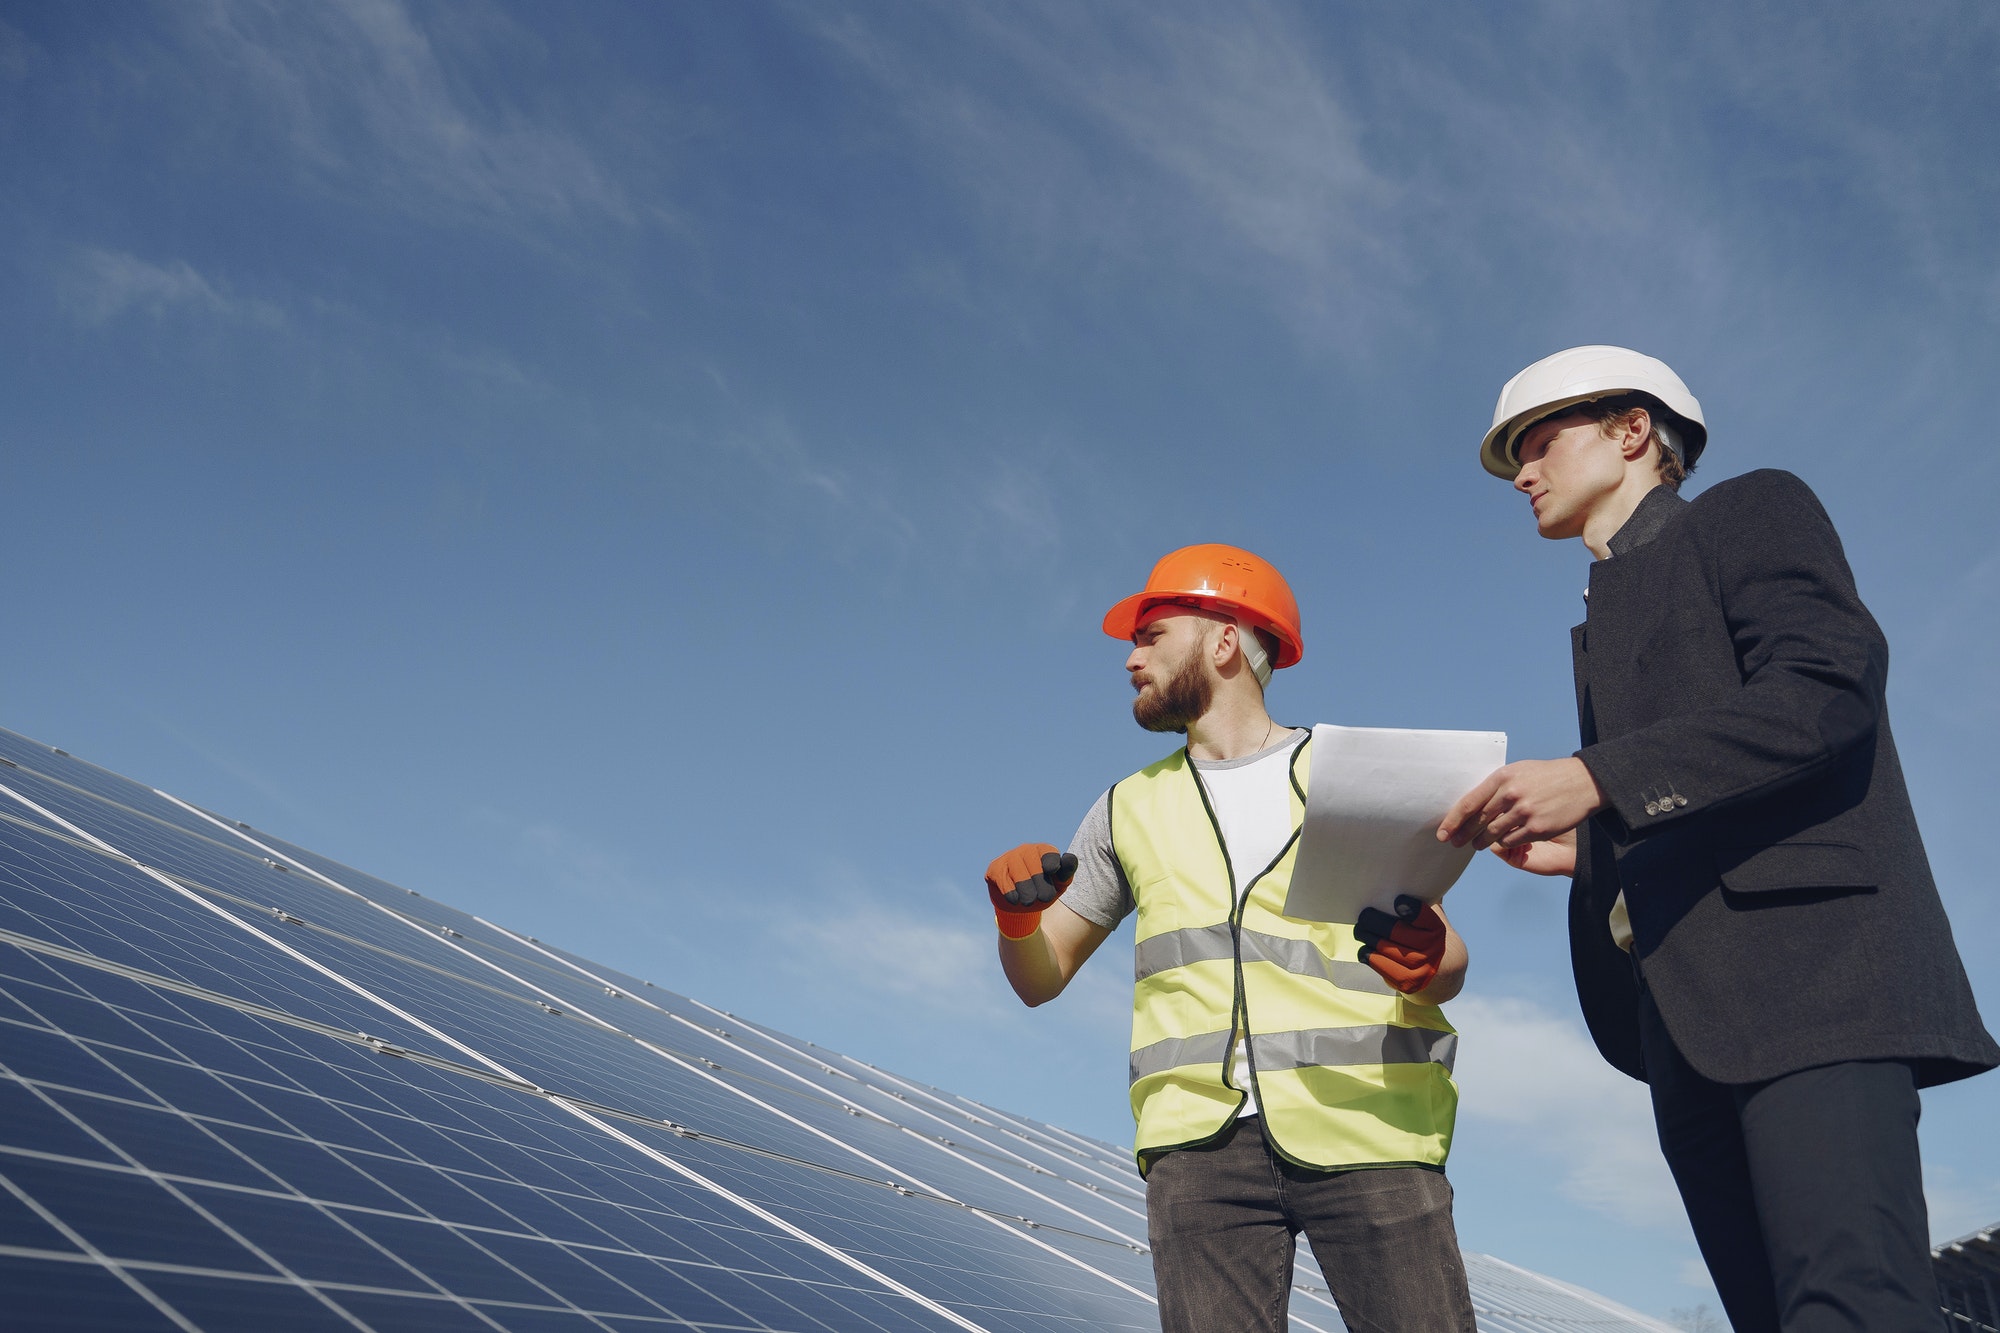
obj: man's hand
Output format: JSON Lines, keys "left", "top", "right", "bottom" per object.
{"left": 1491, "top": 828, "right": 1577, "bottom": 878}
{"left": 985, "top": 843, "right": 1078, "bottom": 939}
{"left": 1355, "top": 898, "right": 1448, "bottom": 995}
{"left": 1438, "top": 758, "right": 1606, "bottom": 850}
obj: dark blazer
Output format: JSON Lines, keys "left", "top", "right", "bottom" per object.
{"left": 1568, "top": 469, "right": 1997, "bottom": 1088}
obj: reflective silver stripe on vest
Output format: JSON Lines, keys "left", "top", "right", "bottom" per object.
{"left": 1135, "top": 924, "right": 1396, "bottom": 996}
{"left": 1128, "top": 1030, "right": 1234, "bottom": 1085}
{"left": 1134, "top": 923, "right": 1233, "bottom": 979}
{"left": 1240, "top": 929, "right": 1397, "bottom": 996}
{"left": 1251, "top": 1025, "right": 1458, "bottom": 1073}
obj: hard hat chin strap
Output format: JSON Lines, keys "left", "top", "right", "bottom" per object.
{"left": 1234, "top": 618, "right": 1273, "bottom": 688}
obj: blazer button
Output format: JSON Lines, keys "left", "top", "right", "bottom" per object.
{"left": 1644, "top": 801, "right": 1660, "bottom": 816}
{"left": 1674, "top": 795, "right": 1688, "bottom": 808}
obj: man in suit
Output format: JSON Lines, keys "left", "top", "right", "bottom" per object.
{"left": 1438, "top": 346, "right": 1997, "bottom": 1332}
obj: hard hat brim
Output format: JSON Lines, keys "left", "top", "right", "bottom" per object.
{"left": 1101, "top": 593, "right": 1303, "bottom": 669}
{"left": 1480, "top": 391, "right": 1708, "bottom": 480}
{"left": 1480, "top": 391, "right": 1610, "bottom": 480}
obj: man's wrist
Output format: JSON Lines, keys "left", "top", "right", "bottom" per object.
{"left": 996, "top": 909, "right": 1042, "bottom": 941}
{"left": 1570, "top": 754, "right": 1609, "bottom": 817}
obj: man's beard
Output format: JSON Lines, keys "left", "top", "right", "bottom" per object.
{"left": 1132, "top": 651, "right": 1214, "bottom": 734}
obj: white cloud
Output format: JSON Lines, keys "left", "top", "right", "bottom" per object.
{"left": 810, "top": 0, "right": 1391, "bottom": 342}
{"left": 725, "top": 413, "right": 856, "bottom": 508}
{"left": 470, "top": 808, "right": 655, "bottom": 908}
{"left": 696, "top": 407, "right": 929, "bottom": 558}
{"left": 781, "top": 904, "right": 989, "bottom": 1004}
{"left": 804, "top": 0, "right": 1774, "bottom": 353}
{"left": 62, "top": 249, "right": 285, "bottom": 329}
{"left": 773, "top": 888, "right": 1128, "bottom": 1033}
{"left": 1677, "top": 1259, "right": 1717, "bottom": 1291}
{"left": 1450, "top": 993, "right": 1685, "bottom": 1228}
{"left": 184, "top": 0, "right": 635, "bottom": 231}
{"left": 1925, "top": 1159, "right": 2000, "bottom": 1246}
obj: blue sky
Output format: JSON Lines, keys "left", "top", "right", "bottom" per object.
{"left": 3, "top": 1, "right": 1997, "bottom": 1320}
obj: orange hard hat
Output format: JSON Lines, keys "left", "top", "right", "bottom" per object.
{"left": 1101, "top": 544, "right": 1303, "bottom": 669}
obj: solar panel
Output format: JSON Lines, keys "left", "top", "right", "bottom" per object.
{"left": 1934, "top": 1221, "right": 1999, "bottom": 1331}
{"left": 0, "top": 728, "right": 1678, "bottom": 1331}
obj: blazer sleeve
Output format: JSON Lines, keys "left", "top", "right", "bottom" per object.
{"left": 1576, "top": 471, "right": 1888, "bottom": 837}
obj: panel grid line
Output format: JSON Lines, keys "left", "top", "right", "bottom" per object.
{"left": 0, "top": 727, "right": 1693, "bottom": 1332}
{"left": 5, "top": 779, "right": 995, "bottom": 1333}
{"left": 479, "top": 918, "right": 1155, "bottom": 1262}
{"left": 172, "top": 796, "right": 1155, "bottom": 1307}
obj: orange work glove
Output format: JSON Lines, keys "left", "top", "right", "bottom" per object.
{"left": 1355, "top": 898, "right": 1448, "bottom": 995}
{"left": 985, "top": 843, "right": 1078, "bottom": 940}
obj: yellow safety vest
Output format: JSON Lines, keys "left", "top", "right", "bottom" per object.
{"left": 1113, "top": 734, "right": 1459, "bottom": 1173}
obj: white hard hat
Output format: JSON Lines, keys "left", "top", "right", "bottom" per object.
{"left": 1480, "top": 345, "right": 1707, "bottom": 480}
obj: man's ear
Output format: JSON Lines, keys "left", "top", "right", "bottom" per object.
{"left": 1211, "top": 620, "right": 1238, "bottom": 669}
{"left": 1619, "top": 409, "right": 1655, "bottom": 463}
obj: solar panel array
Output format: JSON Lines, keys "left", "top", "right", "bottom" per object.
{"left": 0, "top": 727, "right": 1677, "bottom": 1332}
{"left": 1935, "top": 1221, "right": 1999, "bottom": 1332}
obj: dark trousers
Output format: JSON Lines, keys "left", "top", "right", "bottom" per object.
{"left": 1144, "top": 1116, "right": 1475, "bottom": 1333}
{"left": 1637, "top": 974, "right": 1943, "bottom": 1332}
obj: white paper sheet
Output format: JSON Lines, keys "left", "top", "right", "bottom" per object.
{"left": 1282, "top": 723, "right": 1508, "bottom": 924}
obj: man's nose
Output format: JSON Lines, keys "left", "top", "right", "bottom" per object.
{"left": 1514, "top": 465, "right": 1536, "bottom": 494}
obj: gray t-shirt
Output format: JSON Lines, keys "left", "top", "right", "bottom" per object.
{"left": 1062, "top": 730, "right": 1304, "bottom": 929}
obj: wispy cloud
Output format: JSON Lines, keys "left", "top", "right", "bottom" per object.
{"left": 470, "top": 808, "right": 658, "bottom": 908}
{"left": 183, "top": 0, "right": 636, "bottom": 232}
{"left": 694, "top": 402, "right": 933, "bottom": 559}
{"left": 142, "top": 713, "right": 312, "bottom": 823}
{"left": 978, "top": 460, "right": 1062, "bottom": 559}
{"left": 1906, "top": 544, "right": 2000, "bottom": 718}
{"left": 1925, "top": 1158, "right": 2000, "bottom": 1245}
{"left": 1451, "top": 993, "right": 1684, "bottom": 1228}
{"left": 725, "top": 413, "right": 857, "bottom": 509}
{"left": 1686, "top": 7, "right": 2000, "bottom": 308}
{"left": 0, "top": 13, "right": 35, "bottom": 83}
{"left": 773, "top": 886, "right": 1127, "bottom": 1032}
{"left": 810, "top": 1, "right": 1391, "bottom": 342}
{"left": 61, "top": 249, "right": 285, "bottom": 329}
{"left": 816, "top": 1, "right": 1980, "bottom": 358}
{"left": 1677, "top": 1259, "right": 1719, "bottom": 1292}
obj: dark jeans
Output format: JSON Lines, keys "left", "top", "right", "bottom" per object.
{"left": 1637, "top": 974, "right": 1943, "bottom": 1332}
{"left": 1145, "top": 1116, "right": 1475, "bottom": 1333}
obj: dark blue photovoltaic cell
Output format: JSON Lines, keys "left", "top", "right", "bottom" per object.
{"left": 0, "top": 731, "right": 229, "bottom": 833}
{"left": 0, "top": 818, "right": 458, "bottom": 1064}
{"left": 0, "top": 1176, "right": 78, "bottom": 1252}
{"left": 6, "top": 785, "right": 1157, "bottom": 1284}
{"left": 138, "top": 1270, "right": 365, "bottom": 1333}
{"left": 0, "top": 1154, "right": 275, "bottom": 1271}
{"left": 0, "top": 742, "right": 1166, "bottom": 1330}
{"left": 0, "top": 1254, "right": 178, "bottom": 1331}
{"left": 0, "top": 927, "right": 992, "bottom": 1330}
{"left": 0, "top": 731, "right": 1682, "bottom": 1333}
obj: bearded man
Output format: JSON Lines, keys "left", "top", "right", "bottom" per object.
{"left": 983, "top": 543, "right": 1476, "bottom": 1333}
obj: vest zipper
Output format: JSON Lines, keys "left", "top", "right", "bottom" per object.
{"left": 1183, "top": 751, "right": 1251, "bottom": 1129}
{"left": 1185, "top": 733, "right": 1312, "bottom": 1142}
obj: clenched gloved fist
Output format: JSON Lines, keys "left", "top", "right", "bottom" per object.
{"left": 1355, "top": 896, "right": 1448, "bottom": 995}
{"left": 985, "top": 843, "right": 1078, "bottom": 940}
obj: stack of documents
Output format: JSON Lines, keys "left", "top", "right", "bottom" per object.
{"left": 1284, "top": 724, "right": 1507, "bottom": 924}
